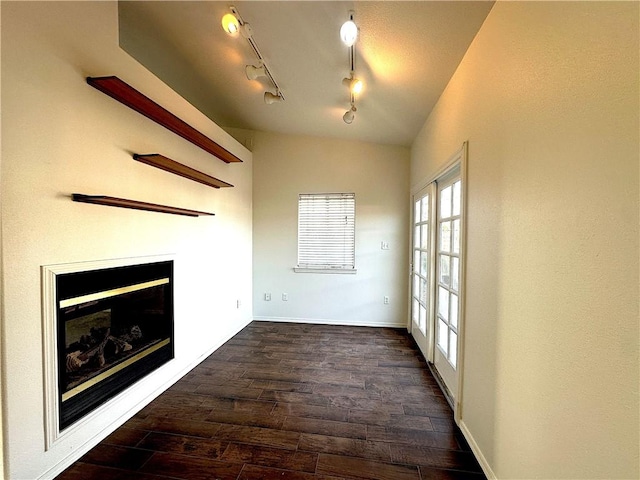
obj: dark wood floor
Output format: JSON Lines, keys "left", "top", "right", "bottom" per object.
{"left": 57, "top": 321, "right": 485, "bottom": 480}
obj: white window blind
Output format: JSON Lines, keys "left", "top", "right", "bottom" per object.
{"left": 297, "top": 193, "right": 355, "bottom": 271}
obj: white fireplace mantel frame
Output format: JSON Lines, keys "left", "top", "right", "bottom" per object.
{"left": 41, "top": 254, "right": 174, "bottom": 450}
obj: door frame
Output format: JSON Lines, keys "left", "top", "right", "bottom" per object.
{"left": 408, "top": 142, "right": 468, "bottom": 422}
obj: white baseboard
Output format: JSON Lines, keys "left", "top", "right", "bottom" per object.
{"left": 252, "top": 315, "right": 406, "bottom": 328}
{"left": 39, "top": 317, "right": 252, "bottom": 480}
{"left": 459, "top": 419, "right": 497, "bottom": 480}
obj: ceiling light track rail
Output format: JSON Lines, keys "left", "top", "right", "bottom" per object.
{"left": 340, "top": 10, "right": 362, "bottom": 124}
{"left": 222, "top": 5, "right": 284, "bottom": 103}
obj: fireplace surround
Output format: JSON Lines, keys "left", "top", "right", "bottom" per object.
{"left": 42, "top": 256, "right": 174, "bottom": 448}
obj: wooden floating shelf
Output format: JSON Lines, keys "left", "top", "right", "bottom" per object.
{"left": 86, "top": 76, "right": 242, "bottom": 164}
{"left": 72, "top": 194, "right": 214, "bottom": 217}
{"left": 133, "top": 153, "right": 233, "bottom": 189}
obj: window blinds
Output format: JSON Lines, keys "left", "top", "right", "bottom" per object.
{"left": 297, "top": 193, "right": 355, "bottom": 270}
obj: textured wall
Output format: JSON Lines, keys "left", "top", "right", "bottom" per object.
{"left": 411, "top": 2, "right": 639, "bottom": 478}
{"left": 253, "top": 131, "right": 410, "bottom": 327}
{"left": 1, "top": 2, "right": 253, "bottom": 478}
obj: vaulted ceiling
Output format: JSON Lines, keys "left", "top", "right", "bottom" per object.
{"left": 119, "top": 1, "right": 494, "bottom": 147}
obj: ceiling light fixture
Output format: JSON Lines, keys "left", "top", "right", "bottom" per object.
{"left": 221, "top": 13, "right": 240, "bottom": 36}
{"left": 221, "top": 5, "right": 285, "bottom": 103}
{"left": 342, "top": 75, "right": 363, "bottom": 96}
{"left": 341, "top": 11, "right": 362, "bottom": 124}
{"left": 340, "top": 13, "right": 358, "bottom": 47}
{"left": 245, "top": 63, "right": 267, "bottom": 80}
{"left": 343, "top": 104, "right": 356, "bottom": 124}
{"left": 264, "top": 91, "right": 283, "bottom": 104}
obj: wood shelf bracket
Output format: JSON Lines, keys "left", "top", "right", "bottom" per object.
{"left": 86, "top": 76, "right": 242, "bottom": 164}
{"left": 72, "top": 194, "right": 215, "bottom": 217}
{"left": 133, "top": 153, "right": 233, "bottom": 189}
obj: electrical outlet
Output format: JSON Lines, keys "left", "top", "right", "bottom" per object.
{"left": 384, "top": 296, "right": 389, "bottom": 304}
{"left": 237, "top": 299, "right": 241, "bottom": 309}
{"left": 381, "top": 241, "right": 389, "bottom": 250}
{"left": 282, "top": 293, "right": 288, "bottom": 301}
{"left": 264, "top": 293, "right": 271, "bottom": 301}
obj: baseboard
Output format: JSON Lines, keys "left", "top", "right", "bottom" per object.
{"left": 459, "top": 419, "right": 497, "bottom": 480}
{"left": 252, "top": 315, "right": 406, "bottom": 328}
{"left": 39, "top": 317, "right": 253, "bottom": 480}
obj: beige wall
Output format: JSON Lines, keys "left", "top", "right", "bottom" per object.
{"left": 411, "top": 2, "right": 639, "bottom": 478}
{"left": 252, "top": 131, "right": 410, "bottom": 327}
{"left": 1, "top": 2, "right": 253, "bottom": 478}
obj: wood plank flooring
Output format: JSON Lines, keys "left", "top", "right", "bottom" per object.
{"left": 56, "top": 321, "right": 485, "bottom": 480}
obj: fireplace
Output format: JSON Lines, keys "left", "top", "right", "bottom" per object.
{"left": 42, "top": 257, "right": 174, "bottom": 441}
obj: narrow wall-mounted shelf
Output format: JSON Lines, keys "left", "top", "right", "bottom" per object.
{"left": 133, "top": 153, "right": 233, "bottom": 189}
{"left": 86, "top": 76, "right": 242, "bottom": 164}
{"left": 72, "top": 194, "right": 214, "bottom": 217}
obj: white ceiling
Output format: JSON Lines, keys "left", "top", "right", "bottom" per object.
{"left": 119, "top": 1, "right": 494, "bottom": 147}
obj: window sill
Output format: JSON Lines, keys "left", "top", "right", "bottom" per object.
{"left": 294, "top": 267, "right": 357, "bottom": 274}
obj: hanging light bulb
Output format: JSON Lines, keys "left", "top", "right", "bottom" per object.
{"left": 343, "top": 105, "right": 356, "bottom": 124}
{"left": 221, "top": 13, "right": 240, "bottom": 36}
{"left": 340, "top": 19, "right": 358, "bottom": 46}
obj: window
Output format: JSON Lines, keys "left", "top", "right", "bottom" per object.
{"left": 295, "top": 193, "right": 356, "bottom": 273}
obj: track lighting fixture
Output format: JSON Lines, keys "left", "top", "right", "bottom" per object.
{"left": 221, "top": 10, "right": 252, "bottom": 38}
{"left": 221, "top": 13, "right": 240, "bottom": 36}
{"left": 342, "top": 75, "right": 363, "bottom": 96}
{"left": 221, "top": 5, "right": 285, "bottom": 103}
{"left": 245, "top": 63, "right": 267, "bottom": 81}
{"left": 343, "top": 104, "right": 356, "bottom": 124}
{"left": 340, "top": 11, "right": 362, "bottom": 125}
{"left": 264, "top": 91, "right": 283, "bottom": 104}
{"left": 340, "top": 12, "right": 358, "bottom": 47}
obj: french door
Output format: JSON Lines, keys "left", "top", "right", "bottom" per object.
{"left": 410, "top": 184, "right": 435, "bottom": 358}
{"left": 433, "top": 170, "right": 462, "bottom": 398}
{"left": 410, "top": 155, "right": 464, "bottom": 407}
